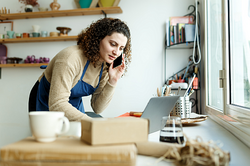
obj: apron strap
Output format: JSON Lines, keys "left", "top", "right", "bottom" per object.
{"left": 98, "top": 63, "right": 104, "bottom": 82}
{"left": 80, "top": 60, "right": 90, "bottom": 80}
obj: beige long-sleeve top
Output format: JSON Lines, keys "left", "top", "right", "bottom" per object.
{"left": 38, "top": 45, "right": 116, "bottom": 121}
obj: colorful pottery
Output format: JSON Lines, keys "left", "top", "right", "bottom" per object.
{"left": 25, "top": 5, "right": 33, "bottom": 12}
{"left": 22, "top": 33, "right": 29, "bottom": 38}
{"left": 56, "top": 27, "right": 71, "bottom": 36}
{"left": 50, "top": 0, "right": 61, "bottom": 10}
{"left": 100, "top": 0, "right": 115, "bottom": 7}
{"left": 78, "top": 0, "right": 92, "bottom": 8}
{"left": 50, "top": 32, "right": 59, "bottom": 37}
{"left": 32, "top": 25, "right": 40, "bottom": 32}
{"left": 7, "top": 31, "right": 15, "bottom": 39}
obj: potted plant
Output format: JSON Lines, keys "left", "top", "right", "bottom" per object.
{"left": 18, "top": 0, "right": 40, "bottom": 12}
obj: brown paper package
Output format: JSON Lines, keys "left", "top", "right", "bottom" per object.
{"left": 0, "top": 137, "right": 137, "bottom": 166}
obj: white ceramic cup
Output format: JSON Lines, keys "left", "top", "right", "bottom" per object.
{"left": 32, "top": 25, "right": 40, "bottom": 33}
{"left": 41, "top": 31, "right": 48, "bottom": 37}
{"left": 29, "top": 111, "right": 70, "bottom": 143}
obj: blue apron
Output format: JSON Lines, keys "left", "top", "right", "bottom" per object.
{"left": 36, "top": 60, "right": 104, "bottom": 113}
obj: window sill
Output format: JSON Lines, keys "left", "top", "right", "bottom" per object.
{"left": 206, "top": 107, "right": 250, "bottom": 148}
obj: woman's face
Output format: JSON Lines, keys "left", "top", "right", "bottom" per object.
{"left": 99, "top": 32, "right": 127, "bottom": 64}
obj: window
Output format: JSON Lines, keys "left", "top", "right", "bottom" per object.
{"left": 229, "top": 0, "right": 250, "bottom": 108}
{"left": 207, "top": 0, "right": 223, "bottom": 111}
{"left": 206, "top": 0, "right": 250, "bottom": 148}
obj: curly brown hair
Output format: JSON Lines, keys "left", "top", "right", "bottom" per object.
{"left": 77, "top": 17, "right": 132, "bottom": 74}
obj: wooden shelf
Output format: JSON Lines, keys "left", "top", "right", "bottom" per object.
{"left": 166, "top": 42, "right": 194, "bottom": 49}
{"left": 0, "top": 7, "right": 122, "bottom": 20}
{"left": 0, "top": 36, "right": 77, "bottom": 43}
{"left": 0, "top": 63, "right": 48, "bottom": 68}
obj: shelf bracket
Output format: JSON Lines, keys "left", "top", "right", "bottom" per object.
{"left": 101, "top": 10, "right": 107, "bottom": 18}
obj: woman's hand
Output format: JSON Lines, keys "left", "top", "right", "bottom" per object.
{"left": 108, "top": 54, "right": 125, "bottom": 86}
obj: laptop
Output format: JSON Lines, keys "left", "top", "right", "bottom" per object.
{"left": 140, "top": 96, "right": 179, "bottom": 133}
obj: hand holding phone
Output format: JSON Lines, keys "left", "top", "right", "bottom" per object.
{"left": 113, "top": 52, "right": 123, "bottom": 68}
{"left": 108, "top": 52, "right": 125, "bottom": 86}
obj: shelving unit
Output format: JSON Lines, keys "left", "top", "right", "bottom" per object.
{"left": 0, "top": 7, "right": 122, "bottom": 78}
{"left": 165, "top": 40, "right": 200, "bottom": 114}
{"left": 0, "top": 7, "right": 122, "bottom": 43}
{"left": 165, "top": 41, "right": 200, "bottom": 113}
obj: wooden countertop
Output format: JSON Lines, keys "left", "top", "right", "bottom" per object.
{"left": 1, "top": 116, "right": 250, "bottom": 165}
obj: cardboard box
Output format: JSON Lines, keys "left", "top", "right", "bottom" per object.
{"left": 0, "top": 137, "right": 137, "bottom": 166}
{"left": 81, "top": 117, "right": 149, "bottom": 145}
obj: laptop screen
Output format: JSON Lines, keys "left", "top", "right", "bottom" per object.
{"left": 140, "top": 96, "right": 179, "bottom": 133}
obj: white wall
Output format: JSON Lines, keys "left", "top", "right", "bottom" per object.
{"left": 0, "top": 0, "right": 195, "bottom": 147}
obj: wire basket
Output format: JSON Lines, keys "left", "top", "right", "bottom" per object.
{"left": 170, "top": 96, "right": 191, "bottom": 118}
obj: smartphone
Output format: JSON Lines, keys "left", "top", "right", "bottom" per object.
{"left": 113, "top": 53, "right": 123, "bottom": 68}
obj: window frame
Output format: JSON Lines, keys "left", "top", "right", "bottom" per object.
{"left": 204, "top": 0, "right": 250, "bottom": 148}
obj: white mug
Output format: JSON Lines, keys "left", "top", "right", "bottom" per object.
{"left": 29, "top": 111, "right": 70, "bottom": 142}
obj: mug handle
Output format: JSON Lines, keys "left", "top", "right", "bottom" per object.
{"left": 56, "top": 117, "right": 70, "bottom": 135}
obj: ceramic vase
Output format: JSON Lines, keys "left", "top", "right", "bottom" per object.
{"left": 32, "top": 25, "right": 40, "bottom": 33}
{"left": 43, "top": 57, "right": 50, "bottom": 63}
{"left": 25, "top": 5, "right": 33, "bottom": 12}
{"left": 100, "top": 0, "right": 115, "bottom": 7}
{"left": 50, "top": 0, "right": 61, "bottom": 11}
{"left": 79, "top": 0, "right": 92, "bottom": 8}
{"left": 7, "top": 31, "right": 15, "bottom": 39}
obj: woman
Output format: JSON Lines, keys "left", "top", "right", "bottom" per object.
{"left": 28, "top": 18, "right": 132, "bottom": 121}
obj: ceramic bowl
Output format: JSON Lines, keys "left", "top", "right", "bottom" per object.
{"left": 6, "top": 57, "right": 23, "bottom": 64}
{"left": 32, "top": 32, "right": 40, "bottom": 37}
{"left": 16, "top": 33, "right": 21, "bottom": 38}
{"left": 56, "top": 27, "right": 71, "bottom": 36}
{"left": 38, "top": 7, "right": 49, "bottom": 11}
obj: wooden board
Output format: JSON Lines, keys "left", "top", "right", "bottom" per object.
{"left": 0, "top": 36, "right": 77, "bottom": 43}
{"left": 0, "top": 137, "right": 137, "bottom": 166}
{"left": 0, "top": 7, "right": 122, "bottom": 20}
{"left": 0, "top": 63, "right": 48, "bottom": 68}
